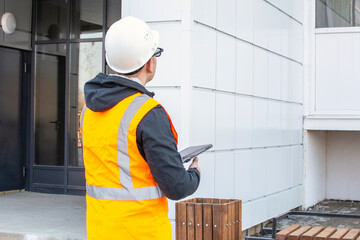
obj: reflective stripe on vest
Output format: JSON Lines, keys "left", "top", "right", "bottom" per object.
{"left": 82, "top": 93, "right": 164, "bottom": 201}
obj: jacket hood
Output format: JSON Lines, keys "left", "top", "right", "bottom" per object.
{"left": 84, "top": 73, "right": 155, "bottom": 112}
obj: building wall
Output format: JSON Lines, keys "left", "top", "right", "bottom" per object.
{"left": 122, "top": 0, "right": 304, "bottom": 234}
{"left": 303, "top": 0, "right": 360, "bottom": 209}
{"left": 0, "top": 0, "right": 32, "bottom": 50}
{"left": 302, "top": 131, "right": 326, "bottom": 209}
{"left": 326, "top": 131, "right": 360, "bottom": 201}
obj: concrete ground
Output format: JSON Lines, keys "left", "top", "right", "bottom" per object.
{"left": 0, "top": 191, "right": 86, "bottom": 240}
{"left": 265, "top": 200, "right": 360, "bottom": 231}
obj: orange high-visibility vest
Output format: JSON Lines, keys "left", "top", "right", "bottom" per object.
{"left": 80, "top": 93, "right": 178, "bottom": 240}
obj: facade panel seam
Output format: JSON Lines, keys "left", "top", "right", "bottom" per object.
{"left": 193, "top": 86, "right": 303, "bottom": 105}
{"left": 263, "top": 0, "right": 303, "bottom": 25}
{"left": 194, "top": 20, "right": 303, "bottom": 65}
{"left": 242, "top": 184, "right": 303, "bottom": 204}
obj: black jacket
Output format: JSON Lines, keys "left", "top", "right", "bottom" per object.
{"left": 84, "top": 73, "right": 200, "bottom": 200}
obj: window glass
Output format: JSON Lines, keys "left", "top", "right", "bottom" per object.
{"left": 70, "top": 0, "right": 104, "bottom": 39}
{"left": 35, "top": 0, "right": 67, "bottom": 40}
{"left": 69, "top": 42, "right": 103, "bottom": 167}
{"left": 316, "top": 0, "right": 360, "bottom": 28}
{"left": 35, "top": 44, "right": 66, "bottom": 166}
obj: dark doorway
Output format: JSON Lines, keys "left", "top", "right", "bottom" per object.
{"left": 34, "top": 46, "right": 66, "bottom": 166}
{"left": 0, "top": 47, "right": 27, "bottom": 191}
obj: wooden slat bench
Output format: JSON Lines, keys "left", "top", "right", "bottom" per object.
{"left": 275, "top": 226, "right": 360, "bottom": 240}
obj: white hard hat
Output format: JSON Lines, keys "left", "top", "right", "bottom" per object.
{"left": 105, "top": 16, "right": 159, "bottom": 74}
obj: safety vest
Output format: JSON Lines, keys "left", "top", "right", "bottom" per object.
{"left": 80, "top": 92, "right": 178, "bottom": 240}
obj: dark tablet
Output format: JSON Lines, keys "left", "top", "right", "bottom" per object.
{"left": 179, "top": 144, "right": 213, "bottom": 163}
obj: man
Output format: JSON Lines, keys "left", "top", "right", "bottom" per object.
{"left": 80, "top": 16, "right": 200, "bottom": 240}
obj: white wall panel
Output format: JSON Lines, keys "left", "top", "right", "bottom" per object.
{"left": 326, "top": 132, "right": 360, "bottom": 201}
{"left": 235, "top": 96, "right": 253, "bottom": 148}
{"left": 266, "top": 0, "right": 303, "bottom": 23}
{"left": 147, "top": 23, "right": 182, "bottom": 87}
{"left": 191, "top": 152, "right": 215, "bottom": 198}
{"left": 316, "top": 32, "right": 360, "bottom": 111}
{"left": 253, "top": 99, "right": 268, "bottom": 148}
{"left": 281, "top": 147, "right": 292, "bottom": 189}
{"left": 292, "top": 63, "right": 304, "bottom": 104}
{"left": 253, "top": 48, "right": 268, "bottom": 98}
{"left": 281, "top": 103, "right": 291, "bottom": 145}
{"left": 292, "top": 146, "right": 303, "bottom": 187}
{"left": 242, "top": 202, "right": 252, "bottom": 230}
{"left": 217, "top": 0, "right": 236, "bottom": 35}
{"left": 303, "top": 131, "right": 326, "bottom": 209}
{"left": 214, "top": 152, "right": 235, "bottom": 198}
{"left": 281, "top": 58, "right": 290, "bottom": 101}
{"left": 267, "top": 5, "right": 282, "bottom": 54}
{"left": 215, "top": 93, "right": 235, "bottom": 150}
{"left": 281, "top": 17, "right": 291, "bottom": 60}
{"left": 295, "top": 105, "right": 303, "bottom": 144}
{"left": 268, "top": 53, "right": 282, "bottom": 100}
{"left": 266, "top": 148, "right": 283, "bottom": 195}
{"left": 236, "top": 0, "right": 253, "bottom": 42}
{"left": 251, "top": 149, "right": 267, "bottom": 199}
{"left": 266, "top": 193, "right": 282, "bottom": 219}
{"left": 190, "top": 90, "right": 216, "bottom": 147}
{"left": 236, "top": 41, "right": 253, "bottom": 95}
{"left": 234, "top": 150, "right": 252, "bottom": 201}
{"left": 251, "top": 198, "right": 267, "bottom": 226}
{"left": 171, "top": 221, "right": 175, "bottom": 240}
{"left": 268, "top": 102, "right": 281, "bottom": 146}
{"left": 152, "top": 88, "right": 181, "bottom": 137}
{"left": 193, "top": 0, "right": 216, "bottom": 27}
{"left": 122, "top": 0, "right": 181, "bottom": 21}
{"left": 216, "top": 33, "right": 236, "bottom": 92}
{"left": 168, "top": 200, "right": 176, "bottom": 220}
{"left": 192, "top": 25, "right": 216, "bottom": 89}
{"left": 253, "top": 0, "right": 269, "bottom": 49}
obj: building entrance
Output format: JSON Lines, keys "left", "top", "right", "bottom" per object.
{"left": 30, "top": 0, "right": 121, "bottom": 195}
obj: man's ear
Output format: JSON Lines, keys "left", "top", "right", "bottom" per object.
{"left": 145, "top": 57, "right": 155, "bottom": 73}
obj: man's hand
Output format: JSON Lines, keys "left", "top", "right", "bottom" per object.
{"left": 188, "top": 157, "right": 200, "bottom": 175}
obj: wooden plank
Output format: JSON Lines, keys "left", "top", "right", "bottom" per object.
{"left": 186, "top": 203, "right": 195, "bottom": 240}
{"left": 228, "top": 204, "right": 232, "bottom": 239}
{"left": 302, "top": 226, "right": 325, "bottom": 240}
{"left": 194, "top": 203, "right": 203, "bottom": 240}
{"left": 221, "top": 203, "right": 229, "bottom": 240}
{"left": 230, "top": 202, "right": 236, "bottom": 240}
{"left": 276, "top": 225, "right": 301, "bottom": 240}
{"left": 203, "top": 203, "right": 213, "bottom": 240}
{"left": 329, "top": 228, "right": 350, "bottom": 240}
{"left": 213, "top": 204, "right": 222, "bottom": 240}
{"left": 212, "top": 198, "right": 221, "bottom": 204}
{"left": 315, "top": 227, "right": 337, "bottom": 240}
{"left": 343, "top": 229, "right": 360, "bottom": 240}
{"left": 236, "top": 200, "right": 242, "bottom": 240}
{"left": 176, "top": 202, "right": 187, "bottom": 240}
{"left": 289, "top": 226, "right": 312, "bottom": 240}
{"left": 204, "top": 198, "right": 212, "bottom": 204}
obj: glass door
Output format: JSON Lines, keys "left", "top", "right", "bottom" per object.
{"left": 31, "top": 0, "right": 121, "bottom": 195}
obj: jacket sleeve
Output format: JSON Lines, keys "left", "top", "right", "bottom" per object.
{"left": 136, "top": 105, "right": 200, "bottom": 200}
